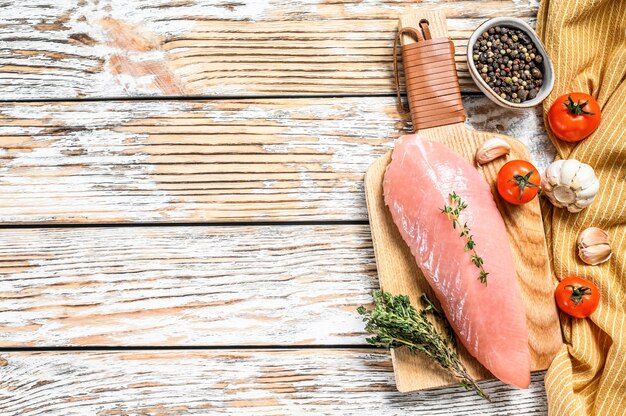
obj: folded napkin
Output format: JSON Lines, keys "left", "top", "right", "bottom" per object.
{"left": 536, "top": 0, "right": 626, "bottom": 415}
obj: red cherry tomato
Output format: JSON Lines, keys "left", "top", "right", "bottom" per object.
{"left": 497, "top": 160, "right": 540, "bottom": 205}
{"left": 555, "top": 276, "right": 599, "bottom": 318}
{"left": 548, "top": 93, "right": 601, "bottom": 142}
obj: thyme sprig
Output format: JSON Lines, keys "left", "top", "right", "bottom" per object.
{"left": 440, "top": 192, "right": 489, "bottom": 285}
{"left": 357, "top": 290, "right": 490, "bottom": 400}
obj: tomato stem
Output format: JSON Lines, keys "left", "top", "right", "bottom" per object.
{"left": 564, "top": 95, "right": 595, "bottom": 116}
{"left": 509, "top": 170, "right": 539, "bottom": 201}
{"left": 565, "top": 284, "right": 592, "bottom": 306}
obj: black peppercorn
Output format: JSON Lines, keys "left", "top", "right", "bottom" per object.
{"left": 531, "top": 68, "right": 542, "bottom": 78}
{"left": 518, "top": 89, "right": 528, "bottom": 101}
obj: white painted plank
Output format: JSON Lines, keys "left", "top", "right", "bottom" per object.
{"left": 0, "top": 225, "right": 377, "bottom": 347}
{"left": 0, "top": 0, "right": 539, "bottom": 99}
{"left": 0, "top": 350, "right": 548, "bottom": 415}
{"left": 0, "top": 96, "right": 554, "bottom": 224}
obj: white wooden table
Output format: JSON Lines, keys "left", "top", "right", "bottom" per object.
{"left": 0, "top": 1, "right": 555, "bottom": 414}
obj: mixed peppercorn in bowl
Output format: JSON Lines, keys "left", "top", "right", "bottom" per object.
{"left": 467, "top": 17, "right": 554, "bottom": 108}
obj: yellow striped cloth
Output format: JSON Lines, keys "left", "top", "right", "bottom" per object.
{"left": 536, "top": 0, "right": 626, "bottom": 415}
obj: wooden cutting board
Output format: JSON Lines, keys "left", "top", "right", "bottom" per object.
{"left": 363, "top": 12, "right": 562, "bottom": 393}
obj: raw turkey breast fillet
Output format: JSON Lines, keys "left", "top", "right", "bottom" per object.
{"left": 383, "top": 134, "right": 531, "bottom": 389}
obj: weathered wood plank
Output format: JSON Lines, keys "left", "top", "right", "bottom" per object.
{"left": 0, "top": 96, "right": 554, "bottom": 224}
{"left": 0, "top": 350, "right": 548, "bottom": 415}
{"left": 0, "top": 0, "right": 538, "bottom": 99}
{"left": 0, "top": 224, "right": 378, "bottom": 347}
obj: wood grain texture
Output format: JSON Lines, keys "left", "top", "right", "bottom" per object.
{"left": 0, "top": 0, "right": 539, "bottom": 99}
{"left": 0, "top": 350, "right": 549, "bottom": 415}
{"left": 0, "top": 224, "right": 378, "bottom": 347}
{"left": 0, "top": 96, "right": 554, "bottom": 224}
{"left": 362, "top": 11, "right": 561, "bottom": 392}
{"left": 0, "top": 2, "right": 554, "bottom": 413}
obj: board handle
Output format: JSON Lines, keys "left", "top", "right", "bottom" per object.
{"left": 394, "top": 12, "right": 466, "bottom": 131}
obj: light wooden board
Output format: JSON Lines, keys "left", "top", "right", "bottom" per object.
{"left": 365, "top": 134, "right": 562, "bottom": 392}
{"left": 362, "top": 12, "right": 561, "bottom": 392}
{"left": 0, "top": 224, "right": 378, "bottom": 347}
{"left": 0, "top": 96, "right": 554, "bottom": 224}
{"left": 0, "top": 350, "right": 548, "bottom": 415}
{"left": 0, "top": 0, "right": 538, "bottom": 99}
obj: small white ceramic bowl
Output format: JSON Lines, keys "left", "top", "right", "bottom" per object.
{"left": 467, "top": 17, "right": 554, "bottom": 109}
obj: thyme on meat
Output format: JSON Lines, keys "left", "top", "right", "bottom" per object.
{"left": 357, "top": 290, "right": 490, "bottom": 400}
{"left": 440, "top": 192, "right": 489, "bottom": 285}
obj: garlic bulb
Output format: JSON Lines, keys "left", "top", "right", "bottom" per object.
{"left": 541, "top": 159, "right": 599, "bottom": 212}
{"left": 475, "top": 138, "right": 511, "bottom": 165}
{"left": 577, "top": 227, "right": 612, "bottom": 265}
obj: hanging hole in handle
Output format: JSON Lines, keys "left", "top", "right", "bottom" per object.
{"left": 400, "top": 27, "right": 424, "bottom": 43}
{"left": 419, "top": 19, "right": 432, "bottom": 40}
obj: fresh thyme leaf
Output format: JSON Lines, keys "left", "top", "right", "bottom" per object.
{"left": 420, "top": 294, "right": 456, "bottom": 348}
{"left": 357, "top": 290, "right": 490, "bottom": 400}
{"left": 440, "top": 192, "right": 489, "bottom": 285}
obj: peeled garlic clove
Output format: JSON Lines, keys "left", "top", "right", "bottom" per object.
{"left": 577, "top": 227, "right": 612, "bottom": 265}
{"left": 578, "top": 227, "right": 609, "bottom": 247}
{"left": 475, "top": 138, "right": 511, "bottom": 165}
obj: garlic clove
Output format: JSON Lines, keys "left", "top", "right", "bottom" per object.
{"left": 577, "top": 179, "right": 600, "bottom": 199}
{"left": 545, "top": 160, "right": 564, "bottom": 186}
{"left": 560, "top": 159, "right": 581, "bottom": 185}
{"left": 572, "top": 164, "right": 596, "bottom": 190}
{"left": 542, "top": 181, "right": 553, "bottom": 193}
{"left": 475, "top": 138, "right": 511, "bottom": 165}
{"left": 578, "top": 227, "right": 609, "bottom": 247}
{"left": 578, "top": 244, "right": 612, "bottom": 265}
{"left": 577, "top": 227, "right": 612, "bottom": 265}
{"left": 576, "top": 197, "right": 595, "bottom": 207}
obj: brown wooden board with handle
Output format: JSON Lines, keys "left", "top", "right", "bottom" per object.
{"left": 364, "top": 12, "right": 562, "bottom": 393}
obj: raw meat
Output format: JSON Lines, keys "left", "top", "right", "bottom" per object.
{"left": 383, "top": 134, "right": 531, "bottom": 389}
